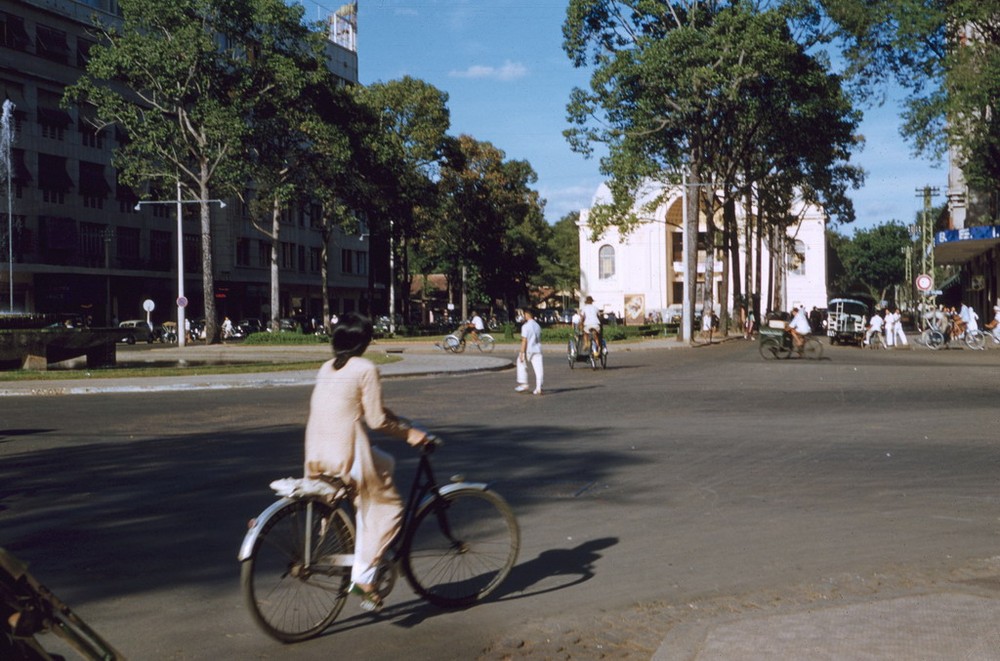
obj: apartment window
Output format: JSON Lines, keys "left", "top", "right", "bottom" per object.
{"left": 354, "top": 250, "right": 367, "bottom": 275}
{"left": 309, "top": 247, "right": 322, "bottom": 272}
{"left": 150, "top": 230, "right": 170, "bottom": 267}
{"left": 298, "top": 245, "right": 306, "bottom": 272}
{"left": 117, "top": 227, "right": 140, "bottom": 265}
{"left": 80, "top": 222, "right": 107, "bottom": 266}
{"left": 38, "top": 153, "right": 72, "bottom": 204}
{"left": 258, "top": 240, "right": 271, "bottom": 267}
{"left": 79, "top": 161, "right": 111, "bottom": 209}
{"left": 598, "top": 245, "right": 615, "bottom": 280}
{"left": 236, "top": 238, "right": 251, "bottom": 266}
{"left": 77, "top": 38, "right": 94, "bottom": 68}
{"left": 341, "top": 248, "right": 353, "bottom": 274}
{"left": 36, "top": 24, "right": 69, "bottom": 64}
{"left": 281, "top": 242, "right": 295, "bottom": 269}
{"left": 183, "top": 234, "right": 200, "bottom": 272}
{"left": 0, "top": 12, "right": 30, "bottom": 51}
{"left": 37, "top": 91, "right": 71, "bottom": 141}
{"left": 788, "top": 240, "right": 806, "bottom": 275}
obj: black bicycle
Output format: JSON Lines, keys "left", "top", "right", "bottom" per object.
{"left": 1, "top": 547, "right": 124, "bottom": 660}
{"left": 238, "top": 437, "right": 520, "bottom": 642}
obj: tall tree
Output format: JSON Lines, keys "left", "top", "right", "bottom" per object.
{"left": 67, "top": 0, "right": 315, "bottom": 342}
{"left": 823, "top": 0, "right": 1000, "bottom": 191}
{"left": 352, "top": 77, "right": 451, "bottom": 322}
{"left": 831, "top": 221, "right": 912, "bottom": 302}
{"left": 539, "top": 211, "right": 582, "bottom": 305}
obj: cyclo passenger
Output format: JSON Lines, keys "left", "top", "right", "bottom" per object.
{"left": 785, "top": 306, "right": 812, "bottom": 353}
{"left": 579, "top": 296, "right": 603, "bottom": 356}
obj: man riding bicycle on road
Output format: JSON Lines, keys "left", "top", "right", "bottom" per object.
{"left": 786, "top": 306, "right": 812, "bottom": 352}
{"left": 460, "top": 310, "right": 485, "bottom": 346}
{"left": 579, "top": 296, "right": 603, "bottom": 356}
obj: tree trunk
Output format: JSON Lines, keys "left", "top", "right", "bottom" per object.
{"left": 269, "top": 197, "right": 281, "bottom": 333}
{"left": 702, "top": 190, "right": 715, "bottom": 321}
{"left": 320, "top": 213, "right": 332, "bottom": 335}
{"left": 198, "top": 169, "right": 218, "bottom": 344}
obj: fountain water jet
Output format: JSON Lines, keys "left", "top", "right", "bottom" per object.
{"left": 1, "top": 99, "right": 15, "bottom": 312}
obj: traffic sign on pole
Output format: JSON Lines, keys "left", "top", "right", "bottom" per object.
{"left": 915, "top": 274, "right": 933, "bottom": 292}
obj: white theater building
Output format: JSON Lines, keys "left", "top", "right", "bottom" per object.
{"left": 578, "top": 182, "right": 828, "bottom": 324}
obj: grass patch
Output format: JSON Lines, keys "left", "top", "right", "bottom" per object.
{"left": 0, "top": 352, "right": 401, "bottom": 382}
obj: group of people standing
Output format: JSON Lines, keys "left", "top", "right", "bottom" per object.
{"left": 864, "top": 306, "right": 909, "bottom": 347}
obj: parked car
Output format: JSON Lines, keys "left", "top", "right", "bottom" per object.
{"left": 118, "top": 319, "right": 154, "bottom": 344}
{"left": 238, "top": 319, "right": 263, "bottom": 335}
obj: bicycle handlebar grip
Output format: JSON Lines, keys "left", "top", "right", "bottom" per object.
{"left": 423, "top": 434, "right": 444, "bottom": 450}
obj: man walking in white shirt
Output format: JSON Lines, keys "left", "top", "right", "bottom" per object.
{"left": 515, "top": 309, "right": 544, "bottom": 395}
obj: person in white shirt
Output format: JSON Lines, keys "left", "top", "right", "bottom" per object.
{"left": 579, "top": 296, "right": 602, "bottom": 356}
{"left": 515, "top": 309, "right": 544, "bottom": 395}
{"left": 863, "top": 310, "right": 884, "bottom": 346}
{"left": 884, "top": 307, "right": 897, "bottom": 347}
{"left": 890, "top": 306, "right": 908, "bottom": 346}
{"left": 786, "top": 307, "right": 812, "bottom": 351}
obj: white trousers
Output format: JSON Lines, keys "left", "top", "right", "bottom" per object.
{"left": 516, "top": 352, "right": 544, "bottom": 391}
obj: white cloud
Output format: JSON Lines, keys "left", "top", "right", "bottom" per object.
{"left": 449, "top": 60, "right": 527, "bottom": 81}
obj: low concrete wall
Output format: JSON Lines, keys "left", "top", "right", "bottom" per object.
{"left": 0, "top": 329, "right": 118, "bottom": 370}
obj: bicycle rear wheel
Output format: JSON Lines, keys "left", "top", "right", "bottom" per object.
{"left": 403, "top": 488, "right": 519, "bottom": 608}
{"left": 241, "top": 499, "right": 354, "bottom": 642}
{"left": 920, "top": 329, "right": 944, "bottom": 350}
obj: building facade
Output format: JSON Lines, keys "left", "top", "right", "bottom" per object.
{"left": 579, "top": 182, "right": 828, "bottom": 324}
{"left": 0, "top": 0, "right": 374, "bottom": 328}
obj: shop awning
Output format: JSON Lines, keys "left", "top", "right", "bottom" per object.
{"left": 78, "top": 161, "right": 111, "bottom": 196}
{"left": 934, "top": 225, "right": 1000, "bottom": 265}
{"left": 37, "top": 106, "right": 72, "bottom": 127}
{"left": 37, "top": 154, "right": 73, "bottom": 191}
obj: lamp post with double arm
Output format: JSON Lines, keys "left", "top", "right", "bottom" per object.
{"left": 135, "top": 181, "right": 225, "bottom": 347}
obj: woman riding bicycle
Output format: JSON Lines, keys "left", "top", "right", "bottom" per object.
{"left": 303, "top": 312, "right": 427, "bottom": 613}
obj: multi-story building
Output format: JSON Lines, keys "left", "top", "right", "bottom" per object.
{"left": 0, "top": 0, "right": 375, "bottom": 328}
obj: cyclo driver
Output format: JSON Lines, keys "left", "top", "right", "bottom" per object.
{"left": 786, "top": 306, "right": 812, "bottom": 353}
{"left": 579, "top": 296, "right": 603, "bottom": 356}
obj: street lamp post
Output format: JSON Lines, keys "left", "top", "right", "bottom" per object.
{"left": 135, "top": 185, "right": 225, "bottom": 347}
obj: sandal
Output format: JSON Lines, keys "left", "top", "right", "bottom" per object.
{"left": 349, "top": 582, "right": 384, "bottom": 613}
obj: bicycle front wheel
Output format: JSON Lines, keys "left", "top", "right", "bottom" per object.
{"left": 241, "top": 499, "right": 354, "bottom": 642}
{"left": 403, "top": 487, "right": 519, "bottom": 608}
{"left": 567, "top": 338, "right": 577, "bottom": 368}
{"left": 759, "top": 338, "right": 783, "bottom": 359}
{"left": 478, "top": 334, "right": 495, "bottom": 352}
{"left": 803, "top": 337, "right": 823, "bottom": 359}
{"left": 964, "top": 331, "right": 985, "bottom": 350}
{"left": 443, "top": 335, "right": 461, "bottom": 353}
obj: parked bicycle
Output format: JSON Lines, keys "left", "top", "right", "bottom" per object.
{"left": 442, "top": 325, "right": 495, "bottom": 353}
{"left": 239, "top": 437, "right": 519, "bottom": 642}
{"left": 1, "top": 547, "right": 124, "bottom": 660}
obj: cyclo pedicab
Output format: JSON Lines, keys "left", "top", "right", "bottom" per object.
{"left": 567, "top": 327, "right": 608, "bottom": 369}
{"left": 758, "top": 319, "right": 823, "bottom": 360}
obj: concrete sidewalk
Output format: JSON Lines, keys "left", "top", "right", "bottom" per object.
{"left": 653, "top": 592, "right": 1000, "bottom": 660}
{"left": 0, "top": 340, "right": 512, "bottom": 396}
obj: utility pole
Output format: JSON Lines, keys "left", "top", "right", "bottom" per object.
{"left": 915, "top": 186, "right": 940, "bottom": 324}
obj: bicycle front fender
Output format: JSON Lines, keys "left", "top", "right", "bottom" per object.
{"left": 414, "top": 482, "right": 489, "bottom": 517}
{"left": 237, "top": 497, "right": 293, "bottom": 561}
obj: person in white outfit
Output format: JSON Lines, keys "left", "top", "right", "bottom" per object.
{"left": 884, "top": 307, "right": 897, "bottom": 347}
{"left": 890, "top": 306, "right": 908, "bottom": 346}
{"left": 864, "top": 310, "right": 884, "bottom": 346}
{"left": 516, "top": 309, "right": 544, "bottom": 395}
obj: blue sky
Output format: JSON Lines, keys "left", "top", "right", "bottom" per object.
{"left": 304, "top": 1, "right": 944, "bottom": 233}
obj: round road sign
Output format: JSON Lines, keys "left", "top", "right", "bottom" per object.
{"left": 142, "top": 298, "right": 155, "bottom": 312}
{"left": 177, "top": 296, "right": 189, "bottom": 308}
{"left": 915, "top": 274, "right": 933, "bottom": 292}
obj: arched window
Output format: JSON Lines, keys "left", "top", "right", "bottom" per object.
{"left": 598, "top": 245, "right": 615, "bottom": 279}
{"left": 788, "top": 240, "right": 806, "bottom": 275}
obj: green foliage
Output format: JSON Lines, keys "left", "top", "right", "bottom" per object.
{"left": 538, "top": 211, "right": 581, "bottom": 295}
{"left": 830, "top": 222, "right": 912, "bottom": 300}
{"left": 243, "top": 330, "right": 327, "bottom": 345}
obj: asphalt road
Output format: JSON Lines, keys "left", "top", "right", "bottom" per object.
{"left": 3, "top": 340, "right": 1000, "bottom": 659}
